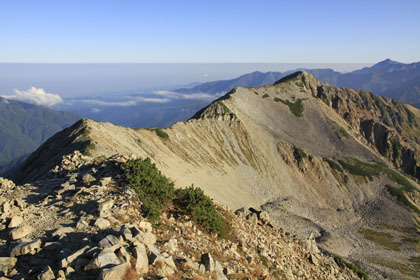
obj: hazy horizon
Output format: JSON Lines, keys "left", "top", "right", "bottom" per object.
{"left": 0, "top": 63, "right": 371, "bottom": 99}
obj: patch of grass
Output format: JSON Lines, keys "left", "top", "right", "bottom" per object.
{"left": 84, "top": 142, "right": 95, "bottom": 156}
{"left": 275, "top": 97, "right": 306, "bottom": 117}
{"left": 338, "top": 158, "right": 418, "bottom": 190}
{"left": 124, "top": 159, "right": 230, "bottom": 233}
{"left": 154, "top": 128, "right": 169, "bottom": 139}
{"left": 253, "top": 91, "right": 259, "bottom": 95}
{"left": 385, "top": 185, "right": 420, "bottom": 214}
{"left": 274, "top": 97, "right": 281, "bottom": 102}
{"left": 262, "top": 93, "right": 270, "bottom": 99}
{"left": 124, "top": 158, "right": 175, "bottom": 221}
{"left": 338, "top": 127, "right": 350, "bottom": 139}
{"left": 409, "top": 256, "right": 420, "bottom": 263}
{"left": 333, "top": 255, "right": 369, "bottom": 280}
{"left": 385, "top": 170, "right": 416, "bottom": 192}
{"left": 81, "top": 127, "right": 91, "bottom": 138}
{"left": 323, "top": 158, "right": 344, "bottom": 172}
{"left": 392, "top": 139, "right": 402, "bottom": 159}
{"left": 217, "top": 101, "right": 231, "bottom": 113}
{"left": 293, "top": 147, "right": 307, "bottom": 162}
{"left": 368, "top": 257, "right": 420, "bottom": 278}
{"left": 258, "top": 253, "right": 270, "bottom": 268}
{"left": 359, "top": 228, "right": 400, "bottom": 251}
{"left": 296, "top": 81, "right": 304, "bottom": 88}
{"left": 174, "top": 185, "right": 225, "bottom": 234}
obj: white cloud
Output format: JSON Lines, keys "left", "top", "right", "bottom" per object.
{"left": 153, "top": 90, "right": 177, "bottom": 97}
{"left": 80, "top": 99, "right": 137, "bottom": 107}
{"left": 153, "top": 90, "right": 221, "bottom": 101}
{"left": 3, "top": 87, "right": 63, "bottom": 106}
{"left": 131, "top": 96, "right": 170, "bottom": 103}
{"left": 91, "top": 108, "right": 101, "bottom": 113}
{"left": 181, "top": 92, "right": 220, "bottom": 100}
{"left": 203, "top": 74, "right": 209, "bottom": 78}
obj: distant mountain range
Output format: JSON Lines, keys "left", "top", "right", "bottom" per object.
{"left": 0, "top": 97, "right": 79, "bottom": 175}
{"left": 175, "top": 59, "right": 420, "bottom": 108}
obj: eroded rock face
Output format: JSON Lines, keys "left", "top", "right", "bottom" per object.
{"left": 0, "top": 153, "right": 357, "bottom": 279}
{"left": 316, "top": 82, "right": 420, "bottom": 179}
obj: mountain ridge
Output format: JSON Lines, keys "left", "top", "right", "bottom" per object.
{"left": 174, "top": 60, "right": 420, "bottom": 110}
{"left": 10, "top": 71, "right": 420, "bottom": 279}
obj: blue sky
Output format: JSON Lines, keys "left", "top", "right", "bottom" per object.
{"left": 1, "top": 0, "right": 419, "bottom": 63}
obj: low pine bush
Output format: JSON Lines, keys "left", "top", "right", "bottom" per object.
{"left": 124, "top": 158, "right": 229, "bottom": 235}
{"left": 175, "top": 185, "right": 224, "bottom": 234}
{"left": 123, "top": 158, "right": 175, "bottom": 221}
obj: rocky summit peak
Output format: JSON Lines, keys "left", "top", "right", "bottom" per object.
{"left": 275, "top": 70, "right": 319, "bottom": 84}
{"left": 378, "top": 58, "right": 399, "bottom": 65}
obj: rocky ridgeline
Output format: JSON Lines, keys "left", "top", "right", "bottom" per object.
{"left": 0, "top": 151, "right": 358, "bottom": 279}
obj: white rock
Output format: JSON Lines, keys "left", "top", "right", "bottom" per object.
{"left": 8, "top": 216, "right": 23, "bottom": 228}
{"left": 94, "top": 218, "right": 111, "bottom": 230}
{"left": 85, "top": 250, "right": 121, "bottom": 270}
{"left": 98, "top": 199, "right": 114, "bottom": 212}
{"left": 10, "top": 239, "right": 41, "bottom": 257}
{"left": 36, "top": 266, "right": 55, "bottom": 280}
{"left": 0, "top": 257, "right": 17, "bottom": 275}
{"left": 10, "top": 225, "right": 33, "bottom": 240}
{"left": 99, "top": 262, "right": 129, "bottom": 280}
{"left": 134, "top": 243, "right": 148, "bottom": 274}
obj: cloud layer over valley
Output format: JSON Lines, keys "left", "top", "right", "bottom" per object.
{"left": 2, "top": 87, "right": 63, "bottom": 106}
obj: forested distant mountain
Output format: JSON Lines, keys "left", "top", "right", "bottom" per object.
{"left": 0, "top": 97, "right": 79, "bottom": 175}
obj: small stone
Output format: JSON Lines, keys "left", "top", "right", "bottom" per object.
{"left": 133, "top": 231, "right": 156, "bottom": 246}
{"left": 201, "top": 253, "right": 214, "bottom": 272}
{"left": 139, "top": 221, "right": 152, "bottom": 233}
{"left": 120, "top": 225, "right": 133, "bottom": 241}
{"left": 2, "top": 202, "right": 11, "bottom": 215}
{"left": 134, "top": 243, "right": 148, "bottom": 274}
{"left": 65, "top": 245, "right": 89, "bottom": 266}
{"left": 162, "top": 238, "right": 177, "bottom": 253}
{"left": 10, "top": 239, "right": 42, "bottom": 257}
{"left": 44, "top": 242, "right": 62, "bottom": 251}
{"left": 115, "top": 247, "right": 130, "bottom": 263}
{"left": 100, "top": 177, "right": 112, "bottom": 186}
{"left": 82, "top": 173, "right": 96, "bottom": 184}
{"left": 98, "top": 199, "right": 114, "bottom": 212}
{"left": 147, "top": 245, "right": 161, "bottom": 264}
{"left": 65, "top": 266, "right": 75, "bottom": 276}
{"left": 99, "top": 262, "right": 129, "bottom": 280}
{"left": 0, "top": 257, "right": 17, "bottom": 275}
{"left": 94, "top": 218, "right": 111, "bottom": 230}
{"left": 14, "top": 199, "right": 25, "bottom": 210}
{"left": 10, "top": 225, "right": 33, "bottom": 240}
{"left": 69, "top": 174, "right": 78, "bottom": 183}
{"left": 57, "top": 270, "right": 66, "bottom": 279}
{"left": 8, "top": 216, "right": 23, "bottom": 228}
{"left": 52, "top": 227, "right": 75, "bottom": 237}
{"left": 258, "top": 211, "right": 270, "bottom": 224}
{"left": 246, "top": 213, "right": 258, "bottom": 224}
{"left": 99, "top": 235, "right": 121, "bottom": 248}
{"left": 309, "top": 254, "right": 319, "bottom": 266}
{"left": 85, "top": 250, "right": 121, "bottom": 270}
{"left": 36, "top": 266, "right": 55, "bottom": 280}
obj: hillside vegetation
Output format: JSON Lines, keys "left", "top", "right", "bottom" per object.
{"left": 0, "top": 97, "right": 79, "bottom": 175}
